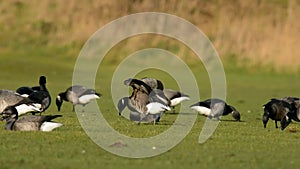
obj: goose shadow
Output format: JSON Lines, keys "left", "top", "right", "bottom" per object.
{"left": 220, "top": 119, "right": 246, "bottom": 122}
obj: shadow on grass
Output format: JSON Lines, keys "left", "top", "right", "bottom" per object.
{"left": 221, "top": 119, "right": 246, "bottom": 122}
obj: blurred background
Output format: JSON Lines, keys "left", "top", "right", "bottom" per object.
{"left": 0, "top": 0, "right": 299, "bottom": 72}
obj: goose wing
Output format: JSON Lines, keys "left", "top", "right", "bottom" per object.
{"left": 141, "top": 77, "right": 164, "bottom": 90}
{"left": 124, "top": 78, "right": 152, "bottom": 94}
{"left": 79, "top": 89, "right": 101, "bottom": 97}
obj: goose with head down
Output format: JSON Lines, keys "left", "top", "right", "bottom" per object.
{"left": 262, "top": 98, "right": 292, "bottom": 129}
{"left": 190, "top": 98, "right": 241, "bottom": 121}
{"left": 56, "top": 85, "right": 101, "bottom": 112}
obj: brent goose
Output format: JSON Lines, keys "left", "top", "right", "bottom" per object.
{"left": 0, "top": 106, "right": 63, "bottom": 131}
{"left": 263, "top": 98, "right": 292, "bottom": 128}
{"left": 190, "top": 98, "right": 241, "bottom": 121}
{"left": 16, "top": 76, "right": 46, "bottom": 96}
{"left": 56, "top": 85, "right": 101, "bottom": 112}
{"left": 16, "top": 76, "right": 51, "bottom": 114}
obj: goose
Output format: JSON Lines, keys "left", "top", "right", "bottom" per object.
{"left": 0, "top": 90, "right": 38, "bottom": 113}
{"left": 190, "top": 98, "right": 241, "bottom": 121}
{"left": 117, "top": 97, "right": 138, "bottom": 116}
{"left": 56, "top": 85, "right": 101, "bottom": 112}
{"left": 30, "top": 76, "right": 51, "bottom": 112}
{"left": 263, "top": 98, "right": 293, "bottom": 128}
{"left": 163, "top": 89, "right": 190, "bottom": 112}
{"left": 124, "top": 78, "right": 170, "bottom": 106}
{"left": 121, "top": 79, "right": 170, "bottom": 124}
{"left": 16, "top": 76, "right": 46, "bottom": 96}
{"left": 16, "top": 76, "right": 51, "bottom": 114}
{"left": 0, "top": 106, "right": 63, "bottom": 131}
{"left": 117, "top": 95, "right": 170, "bottom": 124}
{"left": 117, "top": 96, "right": 151, "bottom": 122}
{"left": 281, "top": 99, "right": 300, "bottom": 130}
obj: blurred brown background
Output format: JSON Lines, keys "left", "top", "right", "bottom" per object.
{"left": 0, "top": 0, "right": 299, "bottom": 71}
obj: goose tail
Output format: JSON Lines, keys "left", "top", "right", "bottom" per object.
{"left": 41, "top": 122, "right": 63, "bottom": 132}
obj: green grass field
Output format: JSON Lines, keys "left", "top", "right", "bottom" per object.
{"left": 0, "top": 46, "right": 300, "bottom": 169}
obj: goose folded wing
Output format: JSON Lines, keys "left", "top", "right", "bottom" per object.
{"left": 17, "top": 115, "right": 62, "bottom": 123}
{"left": 68, "top": 85, "right": 88, "bottom": 96}
{"left": 79, "top": 89, "right": 101, "bottom": 97}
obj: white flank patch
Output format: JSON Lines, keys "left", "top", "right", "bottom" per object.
{"left": 15, "top": 103, "right": 42, "bottom": 116}
{"left": 190, "top": 106, "right": 211, "bottom": 116}
{"left": 170, "top": 96, "right": 190, "bottom": 106}
{"left": 78, "top": 94, "right": 100, "bottom": 104}
{"left": 41, "top": 122, "right": 63, "bottom": 132}
{"left": 146, "top": 102, "right": 171, "bottom": 115}
{"left": 20, "top": 94, "right": 29, "bottom": 97}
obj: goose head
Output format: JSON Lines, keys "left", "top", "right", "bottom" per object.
{"left": 117, "top": 97, "right": 129, "bottom": 116}
{"left": 262, "top": 111, "right": 269, "bottom": 128}
{"left": 39, "top": 76, "right": 47, "bottom": 86}
{"left": 228, "top": 105, "right": 241, "bottom": 121}
{"left": 56, "top": 94, "right": 64, "bottom": 111}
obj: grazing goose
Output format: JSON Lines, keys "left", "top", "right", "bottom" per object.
{"left": 117, "top": 96, "right": 152, "bottom": 122}
{"left": 16, "top": 76, "right": 51, "bottom": 114}
{"left": 0, "top": 106, "right": 63, "bottom": 131}
{"left": 56, "top": 85, "right": 101, "bottom": 112}
{"left": 0, "top": 90, "right": 37, "bottom": 113}
{"left": 263, "top": 98, "right": 293, "bottom": 128}
{"left": 163, "top": 89, "right": 190, "bottom": 112}
{"left": 190, "top": 98, "right": 241, "bottom": 121}
{"left": 117, "top": 97, "right": 142, "bottom": 116}
{"left": 281, "top": 100, "right": 300, "bottom": 130}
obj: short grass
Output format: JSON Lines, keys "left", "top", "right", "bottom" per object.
{"left": 0, "top": 46, "right": 300, "bottom": 169}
